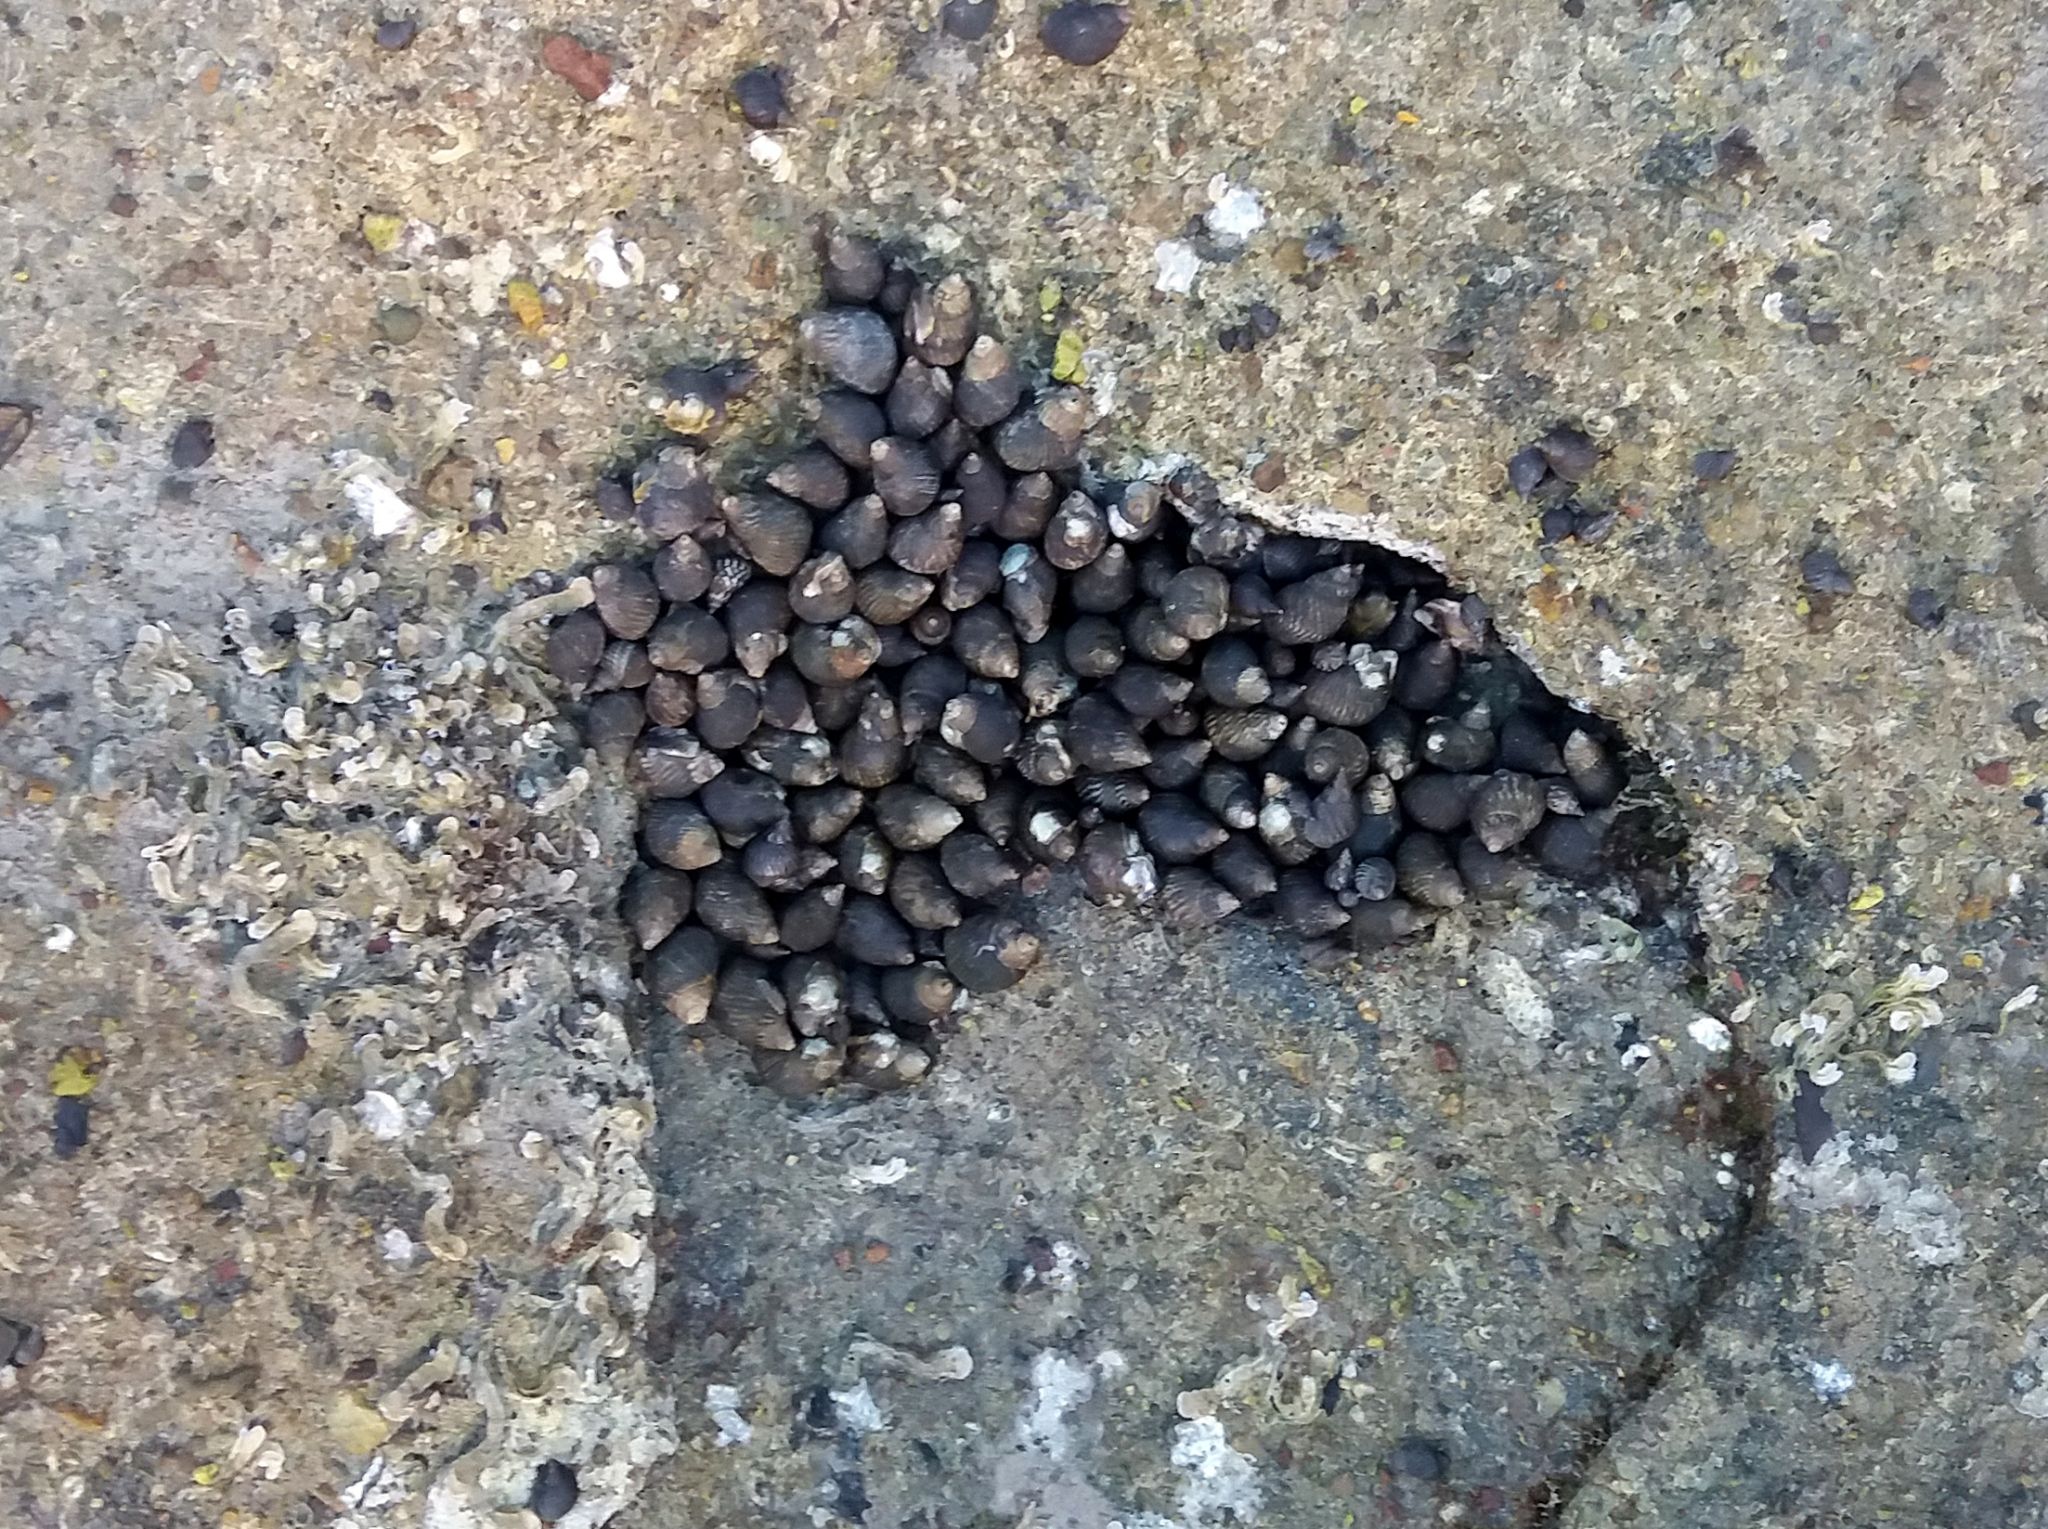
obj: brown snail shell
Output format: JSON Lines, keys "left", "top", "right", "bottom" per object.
{"left": 710, "top": 957, "right": 795, "bottom": 1052}
{"left": 642, "top": 799, "right": 722, "bottom": 870}
{"left": 1163, "top": 566, "right": 1231, "bottom": 641}
{"left": 943, "top": 912, "right": 1042, "bottom": 992}
{"left": 873, "top": 784, "right": 965, "bottom": 850}
{"left": 693, "top": 671, "right": 763, "bottom": 752}
{"left": 791, "top": 784, "right": 864, "bottom": 844}
{"left": 585, "top": 690, "right": 646, "bottom": 762}
{"left": 991, "top": 388, "right": 1088, "bottom": 472}
{"left": 632, "top": 727, "right": 727, "bottom": 797}
{"left": 1158, "top": 866, "right": 1241, "bottom": 930}
{"left": 1210, "top": 835, "right": 1278, "bottom": 904}
{"left": 838, "top": 895, "right": 918, "bottom": 966}
{"left": 590, "top": 562, "right": 661, "bottom": 641}
{"left": 1045, "top": 493, "right": 1109, "bottom": 571}
{"left": 1067, "top": 694, "right": 1152, "bottom": 772}
{"left": 838, "top": 823, "right": 895, "bottom": 895}
{"left": 812, "top": 389, "right": 888, "bottom": 470}
{"left": 647, "top": 605, "right": 730, "bottom": 675}
{"left": 855, "top": 565, "right": 936, "bottom": 626}
{"left": 1109, "top": 481, "right": 1164, "bottom": 542}
{"left": 872, "top": 436, "right": 944, "bottom": 517}
{"left": 1396, "top": 832, "right": 1466, "bottom": 909}
{"left": 913, "top": 740, "right": 988, "bottom": 804}
{"left": 646, "top": 927, "right": 720, "bottom": 1025}
{"left": 800, "top": 306, "right": 898, "bottom": 394}
{"left": 699, "top": 768, "right": 788, "bottom": 840}
{"left": 1469, "top": 770, "right": 1546, "bottom": 853}
{"left": 787, "top": 552, "right": 857, "bottom": 625}
{"left": 1399, "top": 772, "right": 1477, "bottom": 834}
{"left": 546, "top": 609, "right": 607, "bottom": 687}
{"left": 590, "top": 639, "right": 655, "bottom": 695}
{"left": 1078, "top": 823, "right": 1158, "bottom": 907}
{"left": 1063, "top": 614, "right": 1126, "bottom": 679}
{"left": 1351, "top": 897, "right": 1433, "bottom": 949}
{"left": 879, "top": 963, "right": 961, "bottom": 1028}
{"left": 1275, "top": 870, "right": 1350, "bottom": 937}
{"left": 996, "top": 471, "right": 1058, "bottom": 541}
{"left": 886, "top": 358, "right": 955, "bottom": 439}
{"left": 820, "top": 493, "right": 892, "bottom": 570}
{"left": 954, "top": 334, "right": 1022, "bottom": 427}
{"left": 756, "top": 1038, "right": 847, "bottom": 1097}
{"left": 846, "top": 1031, "right": 933, "bottom": 1090}
{"left": 1001, "top": 545, "right": 1058, "bottom": 642}
{"left": 622, "top": 865, "right": 693, "bottom": 950}
{"left": 652, "top": 536, "right": 712, "bottom": 604}
{"left": 839, "top": 689, "right": 907, "bottom": 790}
{"left": 952, "top": 604, "right": 1021, "bottom": 680}
{"left": 939, "top": 832, "right": 1025, "bottom": 898}
{"left": 889, "top": 854, "right": 964, "bottom": 929}
{"left": 1562, "top": 728, "right": 1625, "bottom": 808}
{"left": 723, "top": 580, "right": 793, "bottom": 678}
{"left": 767, "top": 447, "right": 852, "bottom": 511}
{"left": 697, "top": 867, "right": 782, "bottom": 945}
{"left": 722, "top": 493, "right": 813, "bottom": 577}
{"left": 790, "top": 615, "right": 882, "bottom": 687}
{"left": 904, "top": 273, "right": 976, "bottom": 367}
{"left": 940, "top": 687, "right": 1022, "bottom": 765}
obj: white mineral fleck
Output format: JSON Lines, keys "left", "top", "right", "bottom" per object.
{"left": 1154, "top": 239, "right": 1199, "bottom": 295}
{"left": 584, "top": 227, "right": 641, "bottom": 288}
{"left": 1204, "top": 177, "right": 1266, "bottom": 243}
{"left": 1687, "top": 1015, "right": 1733, "bottom": 1053}
{"left": 1805, "top": 1358, "right": 1855, "bottom": 1401}
{"left": 1477, "top": 950, "right": 1554, "bottom": 1038}
{"left": 356, "top": 1090, "right": 407, "bottom": 1141}
{"left": 845, "top": 1156, "right": 913, "bottom": 1190}
{"left": 706, "top": 1384, "right": 752, "bottom": 1447}
{"left": 345, "top": 476, "right": 417, "bottom": 537}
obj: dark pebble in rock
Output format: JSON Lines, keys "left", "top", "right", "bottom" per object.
{"left": 1, "top": 1315, "right": 44, "bottom": 1367}
{"left": 377, "top": 303, "right": 424, "bottom": 345}
{"left": 941, "top": 0, "right": 997, "bottom": 39}
{"left": 54, "top": 1096, "right": 89, "bottom": 1158}
{"left": 1691, "top": 447, "right": 1740, "bottom": 481}
{"left": 1573, "top": 505, "right": 1618, "bottom": 545}
{"left": 1389, "top": 1435, "right": 1447, "bottom": 1481}
{"left": 169, "top": 417, "right": 216, "bottom": 469}
{"left": 1506, "top": 445, "right": 1548, "bottom": 498}
{"left": 1041, "top": 1, "right": 1130, "bottom": 65}
{"left": 1800, "top": 545, "right": 1855, "bottom": 595}
{"left": 529, "top": 1459, "right": 579, "bottom": 1522}
{"left": 1250, "top": 456, "right": 1287, "bottom": 492}
{"left": 2013, "top": 700, "right": 2045, "bottom": 742}
{"left": 374, "top": 16, "right": 419, "bottom": 49}
{"left": 1538, "top": 503, "right": 1577, "bottom": 545}
{"left": 1904, "top": 586, "right": 1946, "bottom": 630}
{"left": 1891, "top": 57, "right": 1945, "bottom": 121}
{"left": 732, "top": 65, "right": 792, "bottom": 129}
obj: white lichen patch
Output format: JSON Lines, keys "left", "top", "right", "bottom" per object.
{"left": 1773, "top": 1137, "right": 1966, "bottom": 1266}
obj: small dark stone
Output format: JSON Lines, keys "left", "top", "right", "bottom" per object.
{"left": 1804, "top": 317, "right": 1842, "bottom": 345}
{"left": 1715, "top": 127, "right": 1767, "bottom": 180}
{"left": 169, "top": 417, "right": 215, "bottom": 469}
{"left": 107, "top": 191, "right": 138, "bottom": 216}
{"left": 1247, "top": 302, "right": 1282, "bottom": 339}
{"left": 1506, "top": 445, "right": 1549, "bottom": 498}
{"left": 529, "top": 1459, "right": 579, "bottom": 1522}
{"left": 1573, "top": 505, "right": 1619, "bottom": 545}
{"left": 1389, "top": 1434, "right": 1447, "bottom": 1481}
{"left": 940, "top": 0, "right": 997, "bottom": 39}
{"left": 377, "top": 303, "right": 423, "bottom": 346}
{"left": 1904, "top": 586, "right": 1946, "bottom": 630}
{"left": 1538, "top": 504, "right": 1578, "bottom": 546}
{"left": 54, "top": 1096, "right": 89, "bottom": 1158}
{"left": 1691, "top": 447, "right": 1740, "bottom": 482}
{"left": 2013, "top": 701, "right": 2045, "bottom": 742}
{"left": 1040, "top": 1, "right": 1130, "bottom": 65}
{"left": 731, "top": 65, "right": 792, "bottom": 129}
{"left": 1799, "top": 545, "right": 1855, "bottom": 596}
{"left": 1891, "top": 57, "right": 1945, "bottom": 122}
{"left": 374, "top": 15, "right": 419, "bottom": 50}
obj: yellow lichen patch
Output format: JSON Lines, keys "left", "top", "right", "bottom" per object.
{"left": 507, "top": 279, "right": 546, "bottom": 334}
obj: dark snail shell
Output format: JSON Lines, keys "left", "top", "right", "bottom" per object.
{"left": 939, "top": 832, "right": 1025, "bottom": 898}
{"left": 886, "top": 358, "right": 955, "bottom": 439}
{"left": 710, "top": 957, "right": 795, "bottom": 1052}
{"left": 1064, "top": 614, "right": 1126, "bottom": 679}
{"left": 1078, "top": 823, "right": 1158, "bottom": 907}
{"left": 996, "top": 471, "right": 1059, "bottom": 541}
{"left": 839, "top": 895, "right": 918, "bottom": 966}
{"left": 1018, "top": 794, "right": 1080, "bottom": 863}
{"left": 1544, "top": 778, "right": 1586, "bottom": 817}
{"left": 642, "top": 799, "right": 723, "bottom": 871}
{"left": 632, "top": 445, "right": 720, "bottom": 541}
{"left": 697, "top": 866, "right": 782, "bottom": 945}
{"left": 1197, "top": 762, "right": 1260, "bottom": 830}
{"left": 1366, "top": 707, "right": 1417, "bottom": 781}
{"left": 546, "top": 609, "right": 607, "bottom": 687}
{"left": 1076, "top": 770, "right": 1151, "bottom": 815}
{"left": 1045, "top": 493, "right": 1109, "bottom": 571}
{"left": 940, "top": 687, "right": 1022, "bottom": 765}
{"left": 879, "top": 963, "right": 961, "bottom": 1028}
{"left": 800, "top": 306, "right": 898, "bottom": 394}
{"left": 1399, "top": 771, "right": 1477, "bottom": 834}
{"left": 1457, "top": 838, "right": 1530, "bottom": 901}
{"left": 1199, "top": 636, "right": 1271, "bottom": 708}
{"left": 1205, "top": 706, "right": 1287, "bottom": 763}
{"left": 943, "top": 912, "right": 1043, "bottom": 992}
{"left": 820, "top": 229, "right": 886, "bottom": 303}
{"left": 791, "top": 784, "right": 864, "bottom": 844}
{"left": 1531, "top": 811, "right": 1610, "bottom": 879}
{"left": 913, "top": 740, "right": 988, "bottom": 804}
{"left": 839, "top": 689, "right": 907, "bottom": 790}
{"left": 1143, "top": 736, "right": 1212, "bottom": 790}
{"left": 838, "top": 823, "right": 894, "bottom": 895}
{"left": 991, "top": 388, "right": 1089, "bottom": 472}
{"left": 1396, "top": 832, "right": 1466, "bottom": 909}
{"left": 1067, "top": 694, "right": 1152, "bottom": 772}
{"left": 1069, "top": 542, "right": 1135, "bottom": 613}
{"left": 1303, "top": 780, "right": 1360, "bottom": 849}
{"left": 1042, "top": 2, "right": 1132, "bottom": 66}
{"left": 910, "top": 606, "right": 953, "bottom": 646}
{"left": 1208, "top": 835, "right": 1277, "bottom": 905}
{"left": 1469, "top": 770, "right": 1546, "bottom": 853}
{"left": 904, "top": 273, "right": 976, "bottom": 367}
{"left": 889, "top": 853, "right": 964, "bottom": 929}
{"left": 1420, "top": 719, "right": 1495, "bottom": 774}
{"left": 873, "top": 784, "right": 964, "bottom": 850}
{"left": 652, "top": 536, "right": 713, "bottom": 604}
{"left": 820, "top": 493, "right": 892, "bottom": 570}
{"left": 692, "top": 671, "right": 762, "bottom": 752}
{"left": 722, "top": 493, "right": 813, "bottom": 577}
{"left": 954, "top": 451, "right": 1007, "bottom": 534}
{"left": 782, "top": 954, "right": 847, "bottom": 1039}
{"left": 1163, "top": 566, "right": 1231, "bottom": 641}
{"left": 742, "top": 728, "right": 838, "bottom": 789}
{"left": 898, "top": 652, "right": 969, "bottom": 739}
{"left": 809, "top": 675, "right": 870, "bottom": 732}
{"left": 1109, "top": 481, "right": 1164, "bottom": 542}
{"left": 585, "top": 690, "right": 646, "bottom": 762}
{"left": 1125, "top": 602, "right": 1193, "bottom": 664}
{"left": 787, "top": 552, "right": 857, "bottom": 625}
{"left": 590, "top": 639, "right": 654, "bottom": 694}
{"left": 741, "top": 820, "right": 834, "bottom": 891}
{"left": 972, "top": 777, "right": 1023, "bottom": 845}
{"left": 699, "top": 767, "right": 788, "bottom": 840}
{"left": 591, "top": 562, "right": 661, "bottom": 641}
{"left": 1264, "top": 564, "right": 1365, "bottom": 645}
{"left": 1349, "top": 854, "right": 1398, "bottom": 902}
{"left": 954, "top": 335, "right": 1023, "bottom": 427}
{"left": 952, "top": 604, "right": 1021, "bottom": 680}
{"left": 872, "top": 437, "right": 944, "bottom": 518}
{"left": 812, "top": 389, "right": 889, "bottom": 469}
{"left": 646, "top": 927, "right": 721, "bottom": 1025}
{"left": 1393, "top": 640, "right": 1458, "bottom": 712}
{"left": 632, "top": 727, "right": 727, "bottom": 797}
{"left": 1304, "top": 727, "right": 1372, "bottom": 787}
{"left": 1158, "top": 867, "right": 1241, "bottom": 930}
{"left": 847, "top": 1032, "right": 933, "bottom": 1090}
{"left": 622, "top": 865, "right": 693, "bottom": 950}
{"left": 1536, "top": 424, "right": 1600, "bottom": 482}
{"left": 757, "top": 1038, "right": 847, "bottom": 1097}
{"left": 855, "top": 564, "right": 936, "bottom": 627}
{"left": 1001, "top": 545, "right": 1059, "bottom": 642}
{"left": 1107, "top": 663, "right": 1192, "bottom": 721}
{"left": 790, "top": 616, "right": 883, "bottom": 687}
{"left": 647, "top": 605, "right": 731, "bottom": 676}
{"left": 1189, "top": 513, "right": 1264, "bottom": 571}
{"left": 767, "top": 447, "right": 852, "bottom": 512}
{"left": 1562, "top": 728, "right": 1625, "bottom": 808}
{"left": 1138, "top": 794, "right": 1229, "bottom": 863}
{"left": 1301, "top": 648, "right": 1394, "bottom": 727}
{"left": 644, "top": 671, "right": 696, "bottom": 729}
{"left": 1498, "top": 712, "right": 1567, "bottom": 776}
{"left": 1351, "top": 896, "right": 1433, "bottom": 949}
{"left": 941, "top": 538, "right": 1004, "bottom": 610}
{"left": 724, "top": 580, "right": 793, "bottom": 678}
{"left": 1275, "top": 870, "right": 1349, "bottom": 937}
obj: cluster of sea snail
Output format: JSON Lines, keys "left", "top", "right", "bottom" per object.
{"left": 544, "top": 234, "right": 1638, "bottom": 1095}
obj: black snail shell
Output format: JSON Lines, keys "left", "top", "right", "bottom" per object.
{"left": 572, "top": 242, "right": 1647, "bottom": 1094}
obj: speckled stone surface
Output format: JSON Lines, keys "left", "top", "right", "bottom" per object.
{"left": 3, "top": 0, "right": 2046, "bottom": 1525}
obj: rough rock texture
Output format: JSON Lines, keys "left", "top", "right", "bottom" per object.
{"left": 3, "top": 1, "right": 2046, "bottom": 1527}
